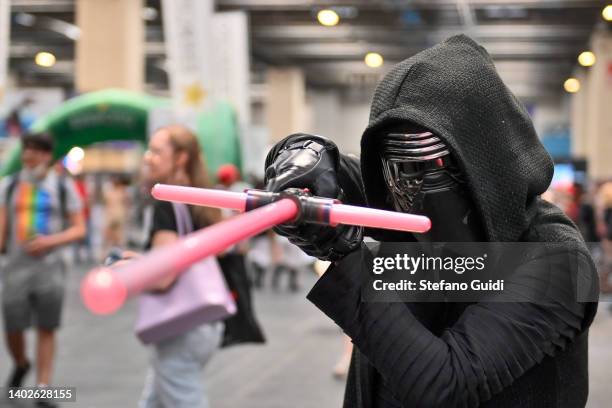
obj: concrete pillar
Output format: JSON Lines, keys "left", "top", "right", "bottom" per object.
{"left": 579, "top": 31, "right": 612, "bottom": 180}
{"left": 265, "top": 68, "right": 306, "bottom": 142}
{"left": 75, "top": 0, "right": 144, "bottom": 92}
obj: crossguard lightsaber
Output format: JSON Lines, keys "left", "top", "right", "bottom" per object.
{"left": 81, "top": 185, "right": 430, "bottom": 315}
{"left": 150, "top": 184, "right": 431, "bottom": 232}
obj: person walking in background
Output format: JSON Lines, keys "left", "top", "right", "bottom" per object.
{"left": 596, "top": 181, "right": 612, "bottom": 293}
{"left": 137, "top": 125, "right": 223, "bottom": 408}
{"left": 576, "top": 183, "right": 599, "bottom": 245}
{"left": 0, "top": 133, "right": 85, "bottom": 408}
{"left": 271, "top": 235, "right": 314, "bottom": 292}
{"left": 216, "top": 163, "right": 249, "bottom": 193}
{"left": 247, "top": 229, "right": 275, "bottom": 289}
{"left": 72, "top": 173, "right": 94, "bottom": 264}
{"left": 214, "top": 164, "right": 266, "bottom": 348}
{"left": 215, "top": 163, "right": 250, "bottom": 252}
{"left": 103, "top": 175, "right": 131, "bottom": 254}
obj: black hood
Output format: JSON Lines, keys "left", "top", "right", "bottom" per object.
{"left": 361, "top": 34, "right": 553, "bottom": 242}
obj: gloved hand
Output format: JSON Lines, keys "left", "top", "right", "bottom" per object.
{"left": 264, "top": 133, "right": 362, "bottom": 261}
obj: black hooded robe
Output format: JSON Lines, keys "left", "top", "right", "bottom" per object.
{"left": 302, "top": 35, "right": 597, "bottom": 407}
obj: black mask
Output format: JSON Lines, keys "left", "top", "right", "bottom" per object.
{"left": 380, "top": 131, "right": 485, "bottom": 242}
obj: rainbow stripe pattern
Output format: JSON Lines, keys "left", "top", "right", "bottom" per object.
{"left": 14, "top": 182, "right": 52, "bottom": 243}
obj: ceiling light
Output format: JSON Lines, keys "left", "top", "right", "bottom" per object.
{"left": 365, "top": 52, "right": 384, "bottom": 68}
{"left": 578, "top": 51, "right": 596, "bottom": 67}
{"left": 142, "top": 7, "right": 158, "bottom": 21}
{"left": 563, "top": 78, "right": 580, "bottom": 93}
{"left": 603, "top": 5, "right": 612, "bottom": 21}
{"left": 35, "top": 51, "right": 56, "bottom": 68}
{"left": 317, "top": 9, "right": 340, "bottom": 26}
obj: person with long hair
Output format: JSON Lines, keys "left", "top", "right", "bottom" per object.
{"left": 137, "top": 125, "right": 222, "bottom": 408}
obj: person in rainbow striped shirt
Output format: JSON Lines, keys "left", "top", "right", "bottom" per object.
{"left": 0, "top": 132, "right": 85, "bottom": 407}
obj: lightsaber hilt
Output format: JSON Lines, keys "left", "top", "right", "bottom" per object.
{"left": 245, "top": 188, "right": 337, "bottom": 225}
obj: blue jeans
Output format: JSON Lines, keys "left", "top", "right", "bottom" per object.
{"left": 139, "top": 322, "right": 223, "bottom": 408}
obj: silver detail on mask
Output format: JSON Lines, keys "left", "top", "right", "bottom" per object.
{"left": 380, "top": 132, "right": 459, "bottom": 212}
{"left": 382, "top": 132, "right": 450, "bottom": 161}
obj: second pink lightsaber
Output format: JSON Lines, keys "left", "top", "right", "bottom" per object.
{"left": 81, "top": 198, "right": 298, "bottom": 315}
{"left": 81, "top": 185, "right": 431, "bottom": 315}
{"left": 151, "top": 184, "right": 431, "bottom": 234}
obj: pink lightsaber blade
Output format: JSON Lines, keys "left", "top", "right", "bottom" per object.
{"left": 151, "top": 184, "right": 431, "bottom": 234}
{"left": 328, "top": 203, "right": 430, "bottom": 233}
{"left": 81, "top": 199, "right": 298, "bottom": 315}
{"left": 151, "top": 184, "right": 247, "bottom": 211}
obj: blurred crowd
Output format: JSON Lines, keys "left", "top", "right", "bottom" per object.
{"left": 2, "top": 126, "right": 611, "bottom": 407}
{"left": 542, "top": 180, "right": 612, "bottom": 295}
{"left": 0, "top": 127, "right": 327, "bottom": 408}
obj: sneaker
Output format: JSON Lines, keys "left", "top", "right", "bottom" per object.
{"left": 36, "top": 384, "right": 58, "bottom": 408}
{"left": 7, "top": 360, "right": 31, "bottom": 388}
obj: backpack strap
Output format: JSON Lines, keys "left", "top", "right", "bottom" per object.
{"left": 171, "top": 202, "right": 194, "bottom": 237}
{"left": 2, "top": 174, "right": 18, "bottom": 253}
{"left": 5, "top": 174, "right": 18, "bottom": 208}
{"left": 59, "top": 174, "right": 67, "bottom": 217}
{"left": 2, "top": 172, "right": 70, "bottom": 251}
{"left": 5, "top": 173, "right": 65, "bottom": 213}
{"left": 57, "top": 174, "right": 68, "bottom": 228}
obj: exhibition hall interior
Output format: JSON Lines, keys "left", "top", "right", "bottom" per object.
{"left": 0, "top": 0, "right": 611, "bottom": 407}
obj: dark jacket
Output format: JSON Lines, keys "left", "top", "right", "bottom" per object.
{"left": 304, "top": 35, "right": 598, "bottom": 407}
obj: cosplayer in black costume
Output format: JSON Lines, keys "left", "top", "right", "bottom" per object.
{"left": 264, "top": 35, "right": 598, "bottom": 407}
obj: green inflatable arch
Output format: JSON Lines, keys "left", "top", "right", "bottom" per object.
{"left": 0, "top": 89, "right": 243, "bottom": 180}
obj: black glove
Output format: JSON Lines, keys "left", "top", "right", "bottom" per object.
{"left": 264, "top": 133, "right": 362, "bottom": 261}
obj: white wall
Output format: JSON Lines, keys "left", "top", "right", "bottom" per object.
{"left": 305, "top": 89, "right": 371, "bottom": 156}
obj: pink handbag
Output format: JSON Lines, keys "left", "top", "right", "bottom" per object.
{"left": 135, "top": 203, "right": 236, "bottom": 344}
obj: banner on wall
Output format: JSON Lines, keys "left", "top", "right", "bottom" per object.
{"left": 212, "top": 11, "right": 251, "bottom": 125}
{"left": 213, "top": 11, "right": 268, "bottom": 178}
{"left": 0, "top": 0, "right": 10, "bottom": 102}
{"left": 161, "top": 3, "right": 267, "bottom": 177}
{"left": 161, "top": 0, "right": 214, "bottom": 113}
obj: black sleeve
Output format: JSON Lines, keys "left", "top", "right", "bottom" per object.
{"left": 307, "top": 243, "right": 596, "bottom": 407}
{"left": 150, "top": 200, "right": 178, "bottom": 237}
